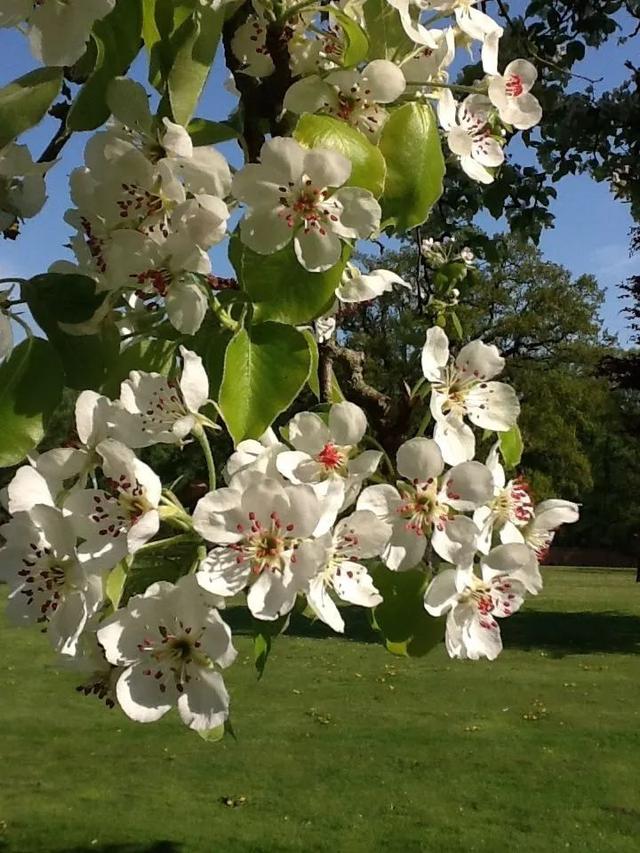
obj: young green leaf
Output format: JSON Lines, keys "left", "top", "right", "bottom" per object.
{"left": 229, "top": 235, "right": 348, "bottom": 325}
{"left": 379, "top": 102, "right": 445, "bottom": 231}
{"left": 219, "top": 322, "right": 312, "bottom": 443}
{"left": 499, "top": 424, "right": 524, "bottom": 469}
{"left": 0, "top": 338, "right": 64, "bottom": 467}
{"left": 0, "top": 67, "right": 63, "bottom": 148}
{"left": 168, "top": 6, "right": 223, "bottom": 126}
{"left": 67, "top": 0, "right": 144, "bottom": 132}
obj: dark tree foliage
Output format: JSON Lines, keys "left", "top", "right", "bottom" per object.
{"left": 441, "top": 0, "right": 640, "bottom": 242}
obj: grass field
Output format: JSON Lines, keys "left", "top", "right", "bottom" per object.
{"left": 1, "top": 568, "right": 639, "bottom": 853}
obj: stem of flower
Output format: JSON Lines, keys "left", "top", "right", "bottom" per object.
{"left": 11, "top": 314, "right": 33, "bottom": 339}
{"left": 208, "top": 293, "right": 239, "bottom": 332}
{"left": 194, "top": 424, "right": 217, "bottom": 492}
{"left": 404, "top": 80, "right": 487, "bottom": 96}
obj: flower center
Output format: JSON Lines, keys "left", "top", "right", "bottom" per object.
{"left": 397, "top": 480, "right": 448, "bottom": 535}
{"left": 278, "top": 179, "right": 339, "bottom": 235}
{"left": 505, "top": 74, "right": 524, "bottom": 97}
{"left": 316, "top": 442, "right": 346, "bottom": 471}
{"left": 231, "top": 511, "right": 297, "bottom": 575}
{"left": 493, "top": 478, "right": 534, "bottom": 525}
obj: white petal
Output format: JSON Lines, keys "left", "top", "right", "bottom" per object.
{"left": 432, "top": 515, "right": 478, "bottom": 565}
{"left": 177, "top": 668, "right": 230, "bottom": 731}
{"left": 466, "top": 382, "right": 520, "bottom": 431}
{"left": 331, "top": 187, "right": 381, "bottom": 237}
{"left": 303, "top": 147, "right": 352, "bottom": 188}
{"left": 178, "top": 347, "right": 209, "bottom": 413}
{"left": 288, "top": 412, "right": 330, "bottom": 454}
{"left": 329, "top": 401, "right": 367, "bottom": 446}
{"left": 116, "top": 663, "right": 176, "bottom": 723}
{"left": 294, "top": 228, "right": 342, "bottom": 273}
{"left": 421, "top": 326, "right": 449, "bottom": 381}
{"left": 332, "top": 560, "right": 382, "bottom": 608}
{"left": 284, "top": 76, "right": 336, "bottom": 115}
{"left": 424, "top": 568, "right": 457, "bottom": 616}
{"left": 531, "top": 500, "right": 580, "bottom": 532}
{"left": 360, "top": 60, "right": 406, "bottom": 103}
{"left": 307, "top": 575, "right": 344, "bottom": 633}
{"left": 441, "top": 461, "right": 495, "bottom": 511}
{"left": 482, "top": 542, "right": 542, "bottom": 594}
{"left": 433, "top": 414, "right": 476, "bottom": 466}
{"left": 396, "top": 437, "right": 443, "bottom": 483}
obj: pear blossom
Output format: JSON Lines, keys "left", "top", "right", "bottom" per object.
{"left": 231, "top": 15, "right": 274, "bottom": 78}
{"left": 438, "top": 91, "right": 504, "bottom": 184}
{"left": 473, "top": 443, "right": 535, "bottom": 553}
{"left": 276, "top": 402, "right": 382, "bottom": 510}
{"left": 97, "top": 575, "right": 236, "bottom": 730}
{"left": 283, "top": 60, "right": 406, "bottom": 139}
{"left": 306, "top": 511, "right": 389, "bottom": 633}
{"left": 422, "top": 326, "right": 520, "bottom": 465}
{"left": 64, "top": 439, "right": 161, "bottom": 571}
{"left": 1, "top": 0, "right": 116, "bottom": 67}
{"left": 336, "top": 263, "right": 411, "bottom": 303}
{"left": 520, "top": 499, "right": 580, "bottom": 561}
{"left": 488, "top": 59, "right": 542, "bottom": 130}
{"left": 224, "top": 429, "right": 286, "bottom": 482}
{"left": 120, "top": 347, "right": 212, "bottom": 445}
{"left": 232, "top": 137, "right": 381, "bottom": 272}
{"left": 0, "top": 505, "right": 104, "bottom": 656}
{"left": 401, "top": 28, "right": 455, "bottom": 89}
{"left": 0, "top": 143, "right": 49, "bottom": 230}
{"left": 357, "top": 437, "right": 492, "bottom": 571}
{"left": 194, "top": 473, "right": 333, "bottom": 620}
{"left": 424, "top": 542, "right": 540, "bottom": 660}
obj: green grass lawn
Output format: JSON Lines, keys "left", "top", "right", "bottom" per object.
{"left": 1, "top": 568, "right": 639, "bottom": 853}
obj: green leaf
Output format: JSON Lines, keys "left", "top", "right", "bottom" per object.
{"left": 187, "top": 117, "right": 240, "bottom": 145}
{"left": 499, "top": 424, "right": 524, "bottom": 469}
{"left": 0, "top": 67, "right": 63, "bottom": 148}
{"left": 433, "top": 261, "right": 467, "bottom": 291}
{"left": 369, "top": 563, "right": 445, "bottom": 657}
{"left": 143, "top": 0, "right": 193, "bottom": 92}
{"left": 294, "top": 114, "right": 386, "bottom": 198}
{"left": 106, "top": 561, "right": 128, "bottom": 611}
{"left": 122, "top": 540, "right": 199, "bottom": 602}
{"left": 102, "top": 338, "right": 178, "bottom": 397}
{"left": 219, "top": 322, "right": 312, "bottom": 443}
{"left": 229, "top": 234, "right": 347, "bottom": 325}
{"left": 23, "top": 279, "right": 120, "bottom": 391}
{"left": 67, "top": 0, "right": 144, "bottom": 132}
{"left": 302, "top": 329, "right": 320, "bottom": 399}
{"left": 450, "top": 310, "right": 463, "bottom": 341}
{"left": 379, "top": 102, "right": 444, "bottom": 231}
{"left": 330, "top": 8, "right": 369, "bottom": 67}
{"left": 363, "top": 0, "right": 413, "bottom": 60}
{"left": 168, "top": 6, "right": 223, "bottom": 125}
{"left": 253, "top": 614, "right": 290, "bottom": 679}
{"left": 25, "top": 273, "right": 106, "bottom": 325}
{"left": 0, "top": 338, "right": 64, "bottom": 467}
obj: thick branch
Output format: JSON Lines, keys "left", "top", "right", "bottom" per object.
{"left": 323, "top": 340, "right": 391, "bottom": 417}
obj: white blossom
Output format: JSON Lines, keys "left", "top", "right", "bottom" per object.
{"left": 283, "top": 60, "right": 406, "bottom": 139}
{"left": 306, "top": 510, "right": 389, "bottom": 632}
{"left": 0, "top": 505, "right": 104, "bottom": 656}
{"left": 488, "top": 59, "right": 542, "bottom": 130}
{"left": 336, "top": 263, "right": 411, "bottom": 303}
{"left": 232, "top": 137, "right": 381, "bottom": 272}
{"left": 424, "top": 542, "right": 541, "bottom": 660}
{"left": 276, "top": 402, "right": 382, "bottom": 510}
{"left": 438, "top": 91, "right": 504, "bottom": 184}
{"left": 64, "top": 439, "right": 162, "bottom": 571}
{"left": 120, "top": 347, "right": 211, "bottom": 445}
{"left": 357, "top": 437, "right": 492, "bottom": 571}
{"left": 422, "top": 326, "right": 520, "bottom": 465}
{"left": 97, "top": 575, "right": 236, "bottom": 730}
{"left": 0, "top": 143, "right": 49, "bottom": 230}
{"left": 194, "top": 473, "right": 334, "bottom": 620}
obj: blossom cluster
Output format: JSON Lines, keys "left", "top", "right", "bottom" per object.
{"left": 1, "top": 331, "right": 578, "bottom": 732}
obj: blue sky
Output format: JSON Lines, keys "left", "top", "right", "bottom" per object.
{"left": 1, "top": 9, "right": 637, "bottom": 345}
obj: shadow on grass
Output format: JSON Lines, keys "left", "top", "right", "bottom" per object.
{"left": 53, "top": 844, "right": 181, "bottom": 853}
{"left": 503, "top": 610, "right": 640, "bottom": 656}
{"left": 227, "top": 604, "right": 640, "bottom": 656}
